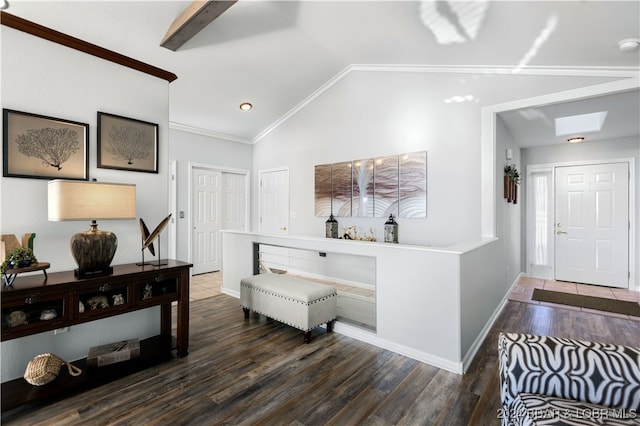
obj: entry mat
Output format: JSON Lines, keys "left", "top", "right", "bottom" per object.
{"left": 532, "top": 288, "right": 640, "bottom": 317}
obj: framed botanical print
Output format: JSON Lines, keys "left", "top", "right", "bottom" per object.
{"left": 97, "top": 112, "right": 158, "bottom": 173}
{"left": 3, "top": 109, "right": 89, "bottom": 180}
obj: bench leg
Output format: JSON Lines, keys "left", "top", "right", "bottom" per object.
{"left": 303, "top": 331, "right": 311, "bottom": 344}
{"left": 327, "top": 320, "right": 335, "bottom": 333}
{"left": 243, "top": 307, "right": 250, "bottom": 319}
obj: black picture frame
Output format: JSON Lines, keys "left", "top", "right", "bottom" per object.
{"left": 97, "top": 112, "right": 159, "bottom": 173}
{"left": 2, "top": 109, "right": 89, "bottom": 180}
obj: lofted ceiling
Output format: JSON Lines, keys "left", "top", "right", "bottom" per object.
{"left": 4, "top": 1, "right": 640, "bottom": 145}
{"left": 499, "top": 89, "right": 640, "bottom": 149}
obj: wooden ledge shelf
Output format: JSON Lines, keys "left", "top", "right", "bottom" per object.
{"left": 2, "top": 262, "right": 50, "bottom": 287}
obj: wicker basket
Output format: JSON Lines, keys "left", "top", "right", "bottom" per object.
{"left": 24, "top": 353, "right": 82, "bottom": 386}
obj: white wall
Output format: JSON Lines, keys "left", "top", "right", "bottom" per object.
{"left": 246, "top": 69, "right": 627, "bottom": 372}
{"left": 495, "top": 115, "right": 522, "bottom": 282}
{"left": 521, "top": 136, "right": 640, "bottom": 289}
{"left": 224, "top": 231, "right": 517, "bottom": 373}
{"left": 168, "top": 128, "right": 253, "bottom": 262}
{"left": 223, "top": 231, "right": 464, "bottom": 372}
{"left": 1, "top": 27, "right": 170, "bottom": 380}
{"left": 252, "top": 69, "right": 618, "bottom": 247}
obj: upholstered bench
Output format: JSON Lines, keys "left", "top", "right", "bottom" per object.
{"left": 240, "top": 273, "right": 337, "bottom": 343}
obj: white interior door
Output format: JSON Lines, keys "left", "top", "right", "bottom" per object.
{"left": 554, "top": 163, "right": 629, "bottom": 288}
{"left": 192, "top": 168, "right": 222, "bottom": 274}
{"left": 222, "top": 172, "right": 246, "bottom": 231}
{"left": 259, "top": 168, "right": 289, "bottom": 235}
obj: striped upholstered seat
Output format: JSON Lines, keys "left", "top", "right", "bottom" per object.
{"left": 498, "top": 332, "right": 640, "bottom": 426}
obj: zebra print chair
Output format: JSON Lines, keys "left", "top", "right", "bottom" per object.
{"left": 498, "top": 332, "right": 640, "bottom": 426}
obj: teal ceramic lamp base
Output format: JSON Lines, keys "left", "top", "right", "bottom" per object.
{"left": 70, "top": 221, "right": 117, "bottom": 277}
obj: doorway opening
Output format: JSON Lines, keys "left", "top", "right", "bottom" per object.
{"left": 526, "top": 159, "right": 633, "bottom": 289}
{"left": 189, "top": 163, "right": 249, "bottom": 275}
{"left": 258, "top": 167, "right": 289, "bottom": 235}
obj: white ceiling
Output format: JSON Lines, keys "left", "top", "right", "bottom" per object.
{"left": 5, "top": 1, "right": 640, "bottom": 145}
{"left": 499, "top": 88, "right": 640, "bottom": 148}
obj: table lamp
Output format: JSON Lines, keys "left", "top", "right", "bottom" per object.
{"left": 48, "top": 180, "right": 136, "bottom": 277}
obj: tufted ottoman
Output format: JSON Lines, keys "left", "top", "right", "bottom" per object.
{"left": 240, "top": 273, "right": 337, "bottom": 343}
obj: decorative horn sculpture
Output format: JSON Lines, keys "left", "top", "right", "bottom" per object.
{"left": 138, "top": 214, "right": 171, "bottom": 267}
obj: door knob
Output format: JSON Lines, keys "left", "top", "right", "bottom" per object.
{"left": 556, "top": 231, "right": 567, "bottom": 235}
{"left": 280, "top": 226, "right": 287, "bottom": 231}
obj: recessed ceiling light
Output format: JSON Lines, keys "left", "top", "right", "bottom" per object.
{"left": 567, "top": 137, "right": 585, "bottom": 144}
{"left": 618, "top": 38, "right": 640, "bottom": 52}
{"left": 239, "top": 102, "right": 252, "bottom": 111}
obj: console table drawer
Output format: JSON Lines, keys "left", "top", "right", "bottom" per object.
{"left": 136, "top": 273, "right": 179, "bottom": 304}
{"left": 74, "top": 282, "right": 131, "bottom": 319}
{"left": 1, "top": 292, "right": 68, "bottom": 339}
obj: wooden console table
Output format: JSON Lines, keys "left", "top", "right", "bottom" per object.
{"left": 0, "top": 260, "right": 192, "bottom": 412}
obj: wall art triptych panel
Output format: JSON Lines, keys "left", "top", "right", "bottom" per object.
{"left": 332, "top": 161, "right": 353, "bottom": 217}
{"left": 314, "top": 151, "right": 426, "bottom": 219}
{"left": 399, "top": 151, "right": 427, "bottom": 218}
{"left": 374, "top": 155, "right": 399, "bottom": 218}
{"left": 352, "top": 158, "right": 374, "bottom": 218}
{"left": 314, "top": 163, "right": 332, "bottom": 217}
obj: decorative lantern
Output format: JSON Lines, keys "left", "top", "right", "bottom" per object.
{"left": 325, "top": 214, "right": 339, "bottom": 238}
{"left": 384, "top": 214, "right": 398, "bottom": 243}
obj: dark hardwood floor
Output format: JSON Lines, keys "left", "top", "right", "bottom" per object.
{"left": 3, "top": 294, "right": 639, "bottom": 425}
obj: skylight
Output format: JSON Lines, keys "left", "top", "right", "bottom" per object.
{"left": 555, "top": 111, "right": 608, "bottom": 136}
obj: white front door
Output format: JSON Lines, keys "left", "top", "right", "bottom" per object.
{"left": 554, "top": 163, "right": 629, "bottom": 288}
{"left": 222, "top": 172, "right": 247, "bottom": 231}
{"left": 259, "top": 168, "right": 289, "bottom": 235}
{"left": 192, "top": 168, "right": 222, "bottom": 274}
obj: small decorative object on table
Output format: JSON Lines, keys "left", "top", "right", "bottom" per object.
{"left": 7, "top": 310, "right": 28, "bottom": 327}
{"left": 342, "top": 225, "right": 356, "bottom": 240}
{"left": 24, "top": 353, "right": 82, "bottom": 386}
{"left": 384, "top": 214, "right": 398, "bottom": 243}
{"left": 2, "top": 247, "right": 37, "bottom": 270}
{"left": 87, "top": 339, "right": 140, "bottom": 368}
{"left": 138, "top": 214, "right": 172, "bottom": 267}
{"left": 39, "top": 309, "right": 57, "bottom": 321}
{"left": 143, "top": 284, "right": 153, "bottom": 300}
{"left": 325, "top": 214, "right": 338, "bottom": 238}
{"left": 86, "top": 295, "right": 109, "bottom": 310}
{"left": 1, "top": 235, "right": 50, "bottom": 288}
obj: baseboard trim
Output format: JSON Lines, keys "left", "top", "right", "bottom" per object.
{"left": 221, "top": 287, "right": 240, "bottom": 299}
{"left": 333, "top": 322, "right": 463, "bottom": 375}
{"left": 219, "top": 288, "right": 462, "bottom": 374}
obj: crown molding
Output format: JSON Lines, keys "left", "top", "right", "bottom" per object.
{"left": 173, "top": 64, "right": 639, "bottom": 145}
{"left": 169, "top": 122, "right": 252, "bottom": 144}
{"left": 252, "top": 65, "right": 353, "bottom": 143}
{"left": 349, "top": 64, "right": 640, "bottom": 78}
{"left": 251, "top": 64, "right": 638, "bottom": 144}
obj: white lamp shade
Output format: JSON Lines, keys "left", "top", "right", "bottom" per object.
{"left": 48, "top": 180, "right": 136, "bottom": 221}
